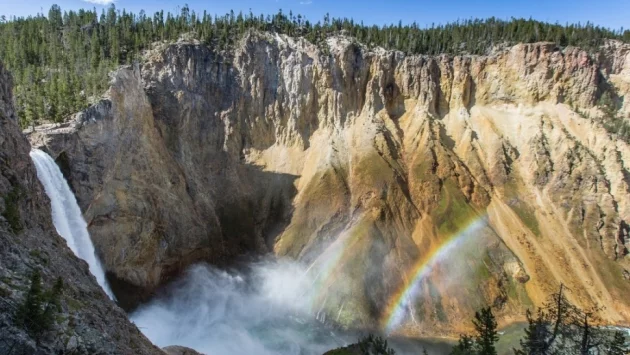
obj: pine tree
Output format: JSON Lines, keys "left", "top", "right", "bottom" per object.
{"left": 514, "top": 285, "right": 573, "bottom": 355}
{"left": 90, "top": 29, "right": 101, "bottom": 70}
{"left": 571, "top": 307, "right": 606, "bottom": 355}
{"left": 1, "top": 4, "right": 629, "bottom": 128}
{"left": 450, "top": 334, "right": 476, "bottom": 355}
{"left": 357, "top": 334, "right": 396, "bottom": 355}
{"left": 514, "top": 309, "right": 551, "bottom": 355}
{"left": 513, "top": 285, "right": 629, "bottom": 355}
{"left": 608, "top": 331, "right": 628, "bottom": 355}
{"left": 473, "top": 307, "right": 499, "bottom": 355}
{"left": 16, "top": 270, "right": 46, "bottom": 337}
{"left": 40, "top": 277, "right": 63, "bottom": 329}
{"left": 16, "top": 271, "right": 64, "bottom": 339}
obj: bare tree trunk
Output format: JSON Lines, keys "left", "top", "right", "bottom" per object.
{"left": 580, "top": 313, "right": 590, "bottom": 355}
{"left": 543, "top": 284, "right": 564, "bottom": 354}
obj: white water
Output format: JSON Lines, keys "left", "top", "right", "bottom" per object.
{"left": 30, "top": 149, "right": 115, "bottom": 299}
{"left": 131, "top": 260, "right": 355, "bottom": 355}
{"left": 130, "top": 260, "right": 452, "bottom": 354}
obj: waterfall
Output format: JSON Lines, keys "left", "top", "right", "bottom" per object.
{"left": 30, "top": 149, "right": 115, "bottom": 300}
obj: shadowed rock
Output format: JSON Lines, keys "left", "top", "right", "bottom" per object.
{"left": 28, "top": 33, "right": 630, "bottom": 336}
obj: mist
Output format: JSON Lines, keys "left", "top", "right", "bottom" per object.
{"left": 130, "top": 259, "right": 357, "bottom": 355}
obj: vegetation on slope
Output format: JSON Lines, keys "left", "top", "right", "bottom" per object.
{"left": 15, "top": 270, "right": 64, "bottom": 340}
{"left": 598, "top": 91, "right": 630, "bottom": 143}
{"left": 452, "top": 287, "right": 630, "bottom": 354}
{"left": 571, "top": 89, "right": 630, "bottom": 144}
{"left": 2, "top": 185, "right": 23, "bottom": 234}
{"left": 325, "top": 335, "right": 397, "bottom": 355}
{"left": 1, "top": 4, "right": 629, "bottom": 127}
{"left": 328, "top": 287, "right": 629, "bottom": 354}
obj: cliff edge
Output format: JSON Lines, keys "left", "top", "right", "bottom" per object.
{"left": 0, "top": 61, "right": 162, "bottom": 354}
{"left": 29, "top": 33, "right": 630, "bottom": 336}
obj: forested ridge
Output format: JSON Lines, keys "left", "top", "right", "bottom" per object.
{"left": 1, "top": 4, "right": 629, "bottom": 127}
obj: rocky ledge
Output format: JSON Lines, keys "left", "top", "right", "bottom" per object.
{"left": 29, "top": 32, "right": 630, "bottom": 336}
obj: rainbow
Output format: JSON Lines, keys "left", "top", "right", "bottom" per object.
{"left": 381, "top": 216, "right": 487, "bottom": 333}
{"left": 302, "top": 222, "right": 364, "bottom": 311}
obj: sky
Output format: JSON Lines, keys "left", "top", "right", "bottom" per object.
{"left": 1, "top": 0, "right": 629, "bottom": 30}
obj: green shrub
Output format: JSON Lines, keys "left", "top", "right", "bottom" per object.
{"left": 598, "top": 90, "right": 630, "bottom": 143}
{"left": 15, "top": 270, "right": 64, "bottom": 339}
{"left": 358, "top": 334, "right": 396, "bottom": 355}
{"left": 2, "top": 186, "right": 22, "bottom": 233}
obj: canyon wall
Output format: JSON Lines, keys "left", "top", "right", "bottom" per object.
{"left": 30, "top": 33, "right": 630, "bottom": 336}
{"left": 0, "top": 62, "right": 162, "bottom": 354}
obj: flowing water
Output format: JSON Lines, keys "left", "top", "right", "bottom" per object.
{"left": 130, "top": 259, "right": 454, "bottom": 355}
{"left": 30, "top": 149, "right": 115, "bottom": 299}
{"left": 27, "top": 149, "right": 629, "bottom": 354}
{"left": 30, "top": 149, "right": 453, "bottom": 353}
{"left": 131, "top": 260, "right": 356, "bottom": 354}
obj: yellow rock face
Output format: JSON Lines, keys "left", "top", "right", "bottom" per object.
{"left": 30, "top": 34, "right": 630, "bottom": 336}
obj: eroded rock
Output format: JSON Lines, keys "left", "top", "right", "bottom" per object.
{"left": 29, "top": 33, "right": 630, "bottom": 336}
{"left": 0, "top": 62, "right": 162, "bottom": 354}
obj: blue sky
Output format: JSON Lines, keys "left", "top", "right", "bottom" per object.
{"left": 1, "top": 0, "right": 629, "bottom": 30}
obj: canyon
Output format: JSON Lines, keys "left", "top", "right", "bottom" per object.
{"left": 0, "top": 60, "right": 162, "bottom": 354}
{"left": 21, "top": 31, "right": 630, "bottom": 340}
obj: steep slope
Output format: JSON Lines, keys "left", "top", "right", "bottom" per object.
{"left": 0, "top": 62, "right": 162, "bottom": 354}
{"left": 29, "top": 33, "right": 630, "bottom": 336}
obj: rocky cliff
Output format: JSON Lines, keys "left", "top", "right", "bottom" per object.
{"left": 29, "top": 33, "right": 630, "bottom": 336}
{"left": 0, "top": 62, "right": 163, "bottom": 354}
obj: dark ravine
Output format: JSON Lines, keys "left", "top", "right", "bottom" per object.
{"left": 28, "top": 32, "right": 630, "bottom": 337}
{"left": 0, "top": 62, "right": 164, "bottom": 353}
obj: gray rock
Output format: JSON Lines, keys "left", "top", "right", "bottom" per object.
{"left": 0, "top": 61, "right": 163, "bottom": 354}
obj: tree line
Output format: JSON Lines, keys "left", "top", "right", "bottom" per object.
{"left": 1, "top": 4, "right": 629, "bottom": 127}
{"left": 9, "top": 272, "right": 630, "bottom": 355}
{"left": 346, "top": 285, "right": 628, "bottom": 354}
{"left": 450, "top": 285, "right": 628, "bottom": 354}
